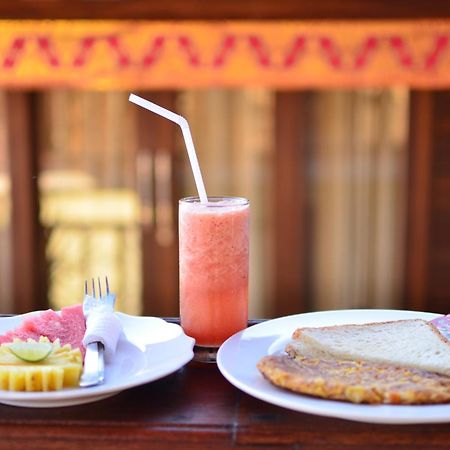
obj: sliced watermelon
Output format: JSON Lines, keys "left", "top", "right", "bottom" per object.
{"left": 0, "top": 305, "right": 86, "bottom": 355}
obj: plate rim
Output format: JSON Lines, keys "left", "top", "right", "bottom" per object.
{"left": 217, "top": 308, "right": 450, "bottom": 424}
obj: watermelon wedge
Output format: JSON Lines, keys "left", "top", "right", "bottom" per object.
{"left": 0, "top": 305, "right": 86, "bottom": 355}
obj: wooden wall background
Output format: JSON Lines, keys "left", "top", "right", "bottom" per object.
{"left": 407, "top": 92, "right": 450, "bottom": 314}
{"left": 0, "top": 1, "right": 449, "bottom": 315}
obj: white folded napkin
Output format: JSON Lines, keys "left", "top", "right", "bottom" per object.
{"left": 82, "top": 309, "right": 122, "bottom": 362}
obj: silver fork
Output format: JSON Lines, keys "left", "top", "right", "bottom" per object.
{"left": 79, "top": 276, "right": 115, "bottom": 387}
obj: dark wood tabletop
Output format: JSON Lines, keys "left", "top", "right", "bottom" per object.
{"left": 0, "top": 358, "right": 449, "bottom": 450}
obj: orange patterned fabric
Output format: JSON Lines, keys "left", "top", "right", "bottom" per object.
{"left": 0, "top": 20, "right": 449, "bottom": 89}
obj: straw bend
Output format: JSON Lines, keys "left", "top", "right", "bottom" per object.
{"left": 128, "top": 93, "right": 208, "bottom": 204}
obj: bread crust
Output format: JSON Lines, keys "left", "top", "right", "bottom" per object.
{"left": 291, "top": 319, "right": 450, "bottom": 348}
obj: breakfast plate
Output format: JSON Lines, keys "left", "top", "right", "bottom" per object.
{"left": 217, "top": 309, "right": 450, "bottom": 424}
{"left": 0, "top": 312, "right": 195, "bottom": 407}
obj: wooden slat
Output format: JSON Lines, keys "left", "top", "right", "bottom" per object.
{"left": 405, "top": 92, "right": 433, "bottom": 312}
{"left": 237, "top": 393, "right": 450, "bottom": 448}
{"left": 2, "top": 0, "right": 450, "bottom": 19}
{"left": 136, "top": 91, "right": 179, "bottom": 317}
{"left": 6, "top": 92, "right": 47, "bottom": 313}
{"left": 273, "top": 92, "right": 309, "bottom": 316}
{"left": 424, "top": 91, "right": 450, "bottom": 313}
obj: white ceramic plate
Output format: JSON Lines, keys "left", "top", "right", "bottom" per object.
{"left": 217, "top": 309, "right": 450, "bottom": 424}
{"left": 0, "top": 312, "right": 195, "bottom": 407}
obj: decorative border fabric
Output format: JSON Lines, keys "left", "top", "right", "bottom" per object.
{"left": 0, "top": 20, "right": 449, "bottom": 89}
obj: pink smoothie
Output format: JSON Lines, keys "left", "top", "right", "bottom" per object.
{"left": 179, "top": 197, "right": 249, "bottom": 347}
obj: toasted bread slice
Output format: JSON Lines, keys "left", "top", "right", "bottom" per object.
{"left": 257, "top": 354, "right": 450, "bottom": 404}
{"left": 287, "top": 319, "right": 450, "bottom": 376}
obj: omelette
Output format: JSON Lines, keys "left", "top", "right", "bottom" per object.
{"left": 257, "top": 354, "right": 450, "bottom": 404}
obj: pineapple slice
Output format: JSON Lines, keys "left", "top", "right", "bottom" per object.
{"left": 0, "top": 337, "right": 82, "bottom": 391}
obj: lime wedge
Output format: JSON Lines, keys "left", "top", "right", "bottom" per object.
{"left": 8, "top": 342, "right": 53, "bottom": 362}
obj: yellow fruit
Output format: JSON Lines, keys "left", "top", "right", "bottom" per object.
{"left": 0, "top": 337, "right": 82, "bottom": 391}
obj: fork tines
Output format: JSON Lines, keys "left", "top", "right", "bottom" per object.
{"left": 85, "top": 276, "right": 110, "bottom": 299}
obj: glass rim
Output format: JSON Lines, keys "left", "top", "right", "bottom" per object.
{"left": 179, "top": 196, "right": 249, "bottom": 207}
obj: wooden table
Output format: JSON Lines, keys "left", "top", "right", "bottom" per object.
{"left": 0, "top": 359, "right": 449, "bottom": 449}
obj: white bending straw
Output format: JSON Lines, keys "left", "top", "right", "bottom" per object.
{"left": 129, "top": 93, "right": 208, "bottom": 204}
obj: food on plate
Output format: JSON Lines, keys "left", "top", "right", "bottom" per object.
{"left": 287, "top": 319, "right": 450, "bottom": 376}
{"left": 257, "top": 318, "right": 450, "bottom": 404}
{"left": 257, "top": 354, "right": 450, "bottom": 404}
{"left": 432, "top": 314, "right": 450, "bottom": 340}
{"left": 9, "top": 341, "right": 52, "bottom": 362}
{"left": 0, "top": 337, "right": 82, "bottom": 391}
{"left": 0, "top": 305, "right": 86, "bottom": 356}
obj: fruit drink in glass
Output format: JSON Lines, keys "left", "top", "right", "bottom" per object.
{"left": 179, "top": 196, "right": 249, "bottom": 355}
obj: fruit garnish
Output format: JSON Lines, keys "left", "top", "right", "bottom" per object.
{"left": 8, "top": 342, "right": 53, "bottom": 362}
{"left": 431, "top": 315, "right": 450, "bottom": 340}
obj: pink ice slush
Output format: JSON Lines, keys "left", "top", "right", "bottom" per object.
{"left": 179, "top": 197, "right": 249, "bottom": 347}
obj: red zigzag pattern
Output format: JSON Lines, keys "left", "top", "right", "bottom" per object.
{"left": 2, "top": 33, "right": 449, "bottom": 71}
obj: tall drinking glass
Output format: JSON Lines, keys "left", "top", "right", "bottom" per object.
{"left": 179, "top": 196, "right": 249, "bottom": 362}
